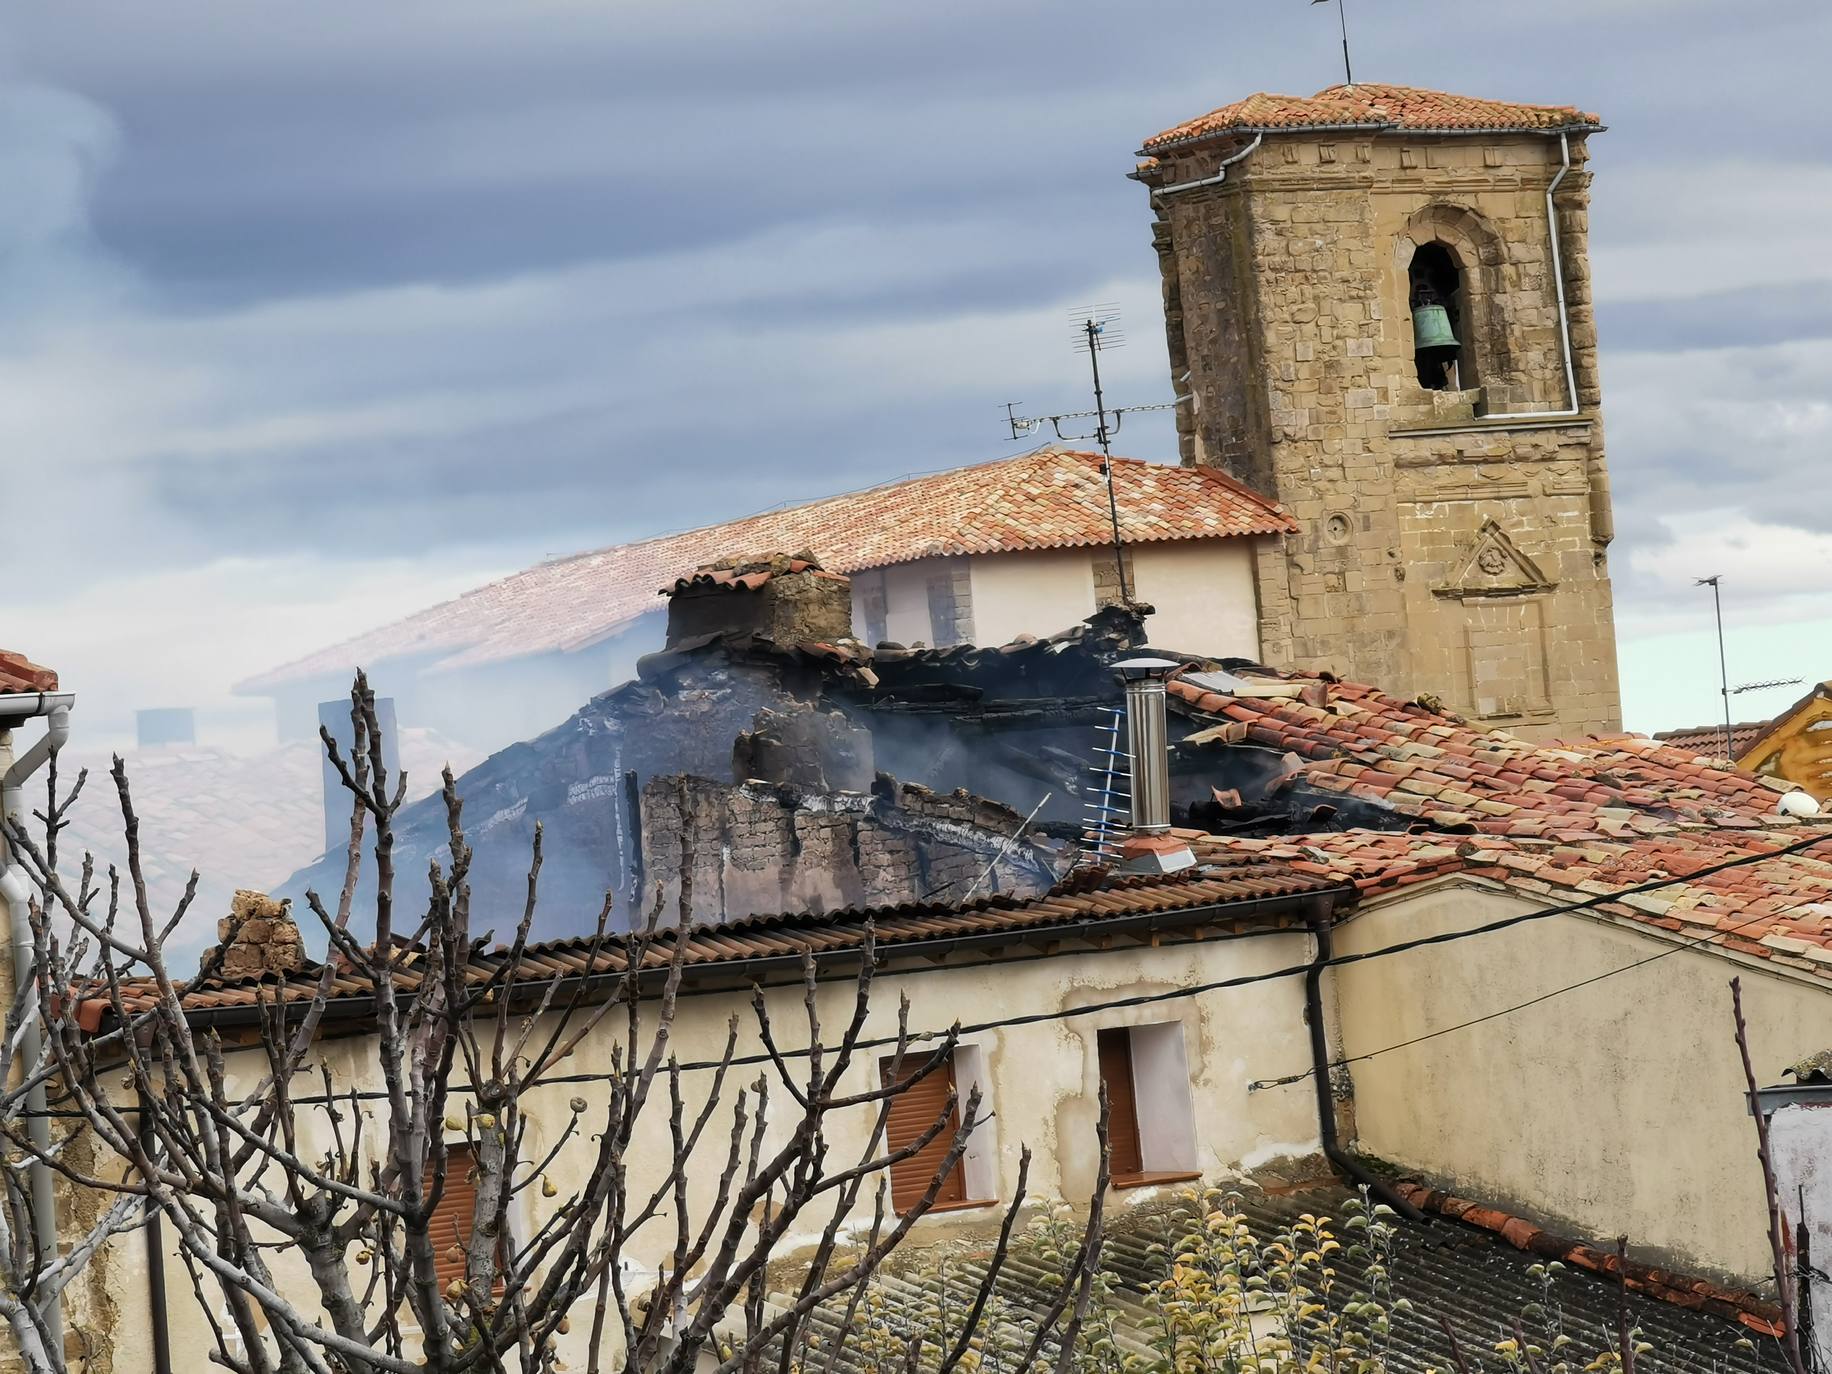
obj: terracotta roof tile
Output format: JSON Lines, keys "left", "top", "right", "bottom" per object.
{"left": 1652, "top": 721, "right": 1770, "bottom": 757}
{"left": 0, "top": 650, "right": 58, "bottom": 694}
{"left": 91, "top": 860, "right": 1345, "bottom": 1025}
{"left": 1141, "top": 83, "right": 1601, "bottom": 152}
{"left": 239, "top": 449, "right": 1294, "bottom": 693}
{"left": 1169, "top": 665, "right": 1832, "bottom": 968}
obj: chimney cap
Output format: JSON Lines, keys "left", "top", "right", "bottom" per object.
{"left": 1113, "top": 656, "right": 1182, "bottom": 682}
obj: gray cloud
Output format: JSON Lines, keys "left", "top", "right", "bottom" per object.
{"left": 0, "top": 0, "right": 1829, "bottom": 745}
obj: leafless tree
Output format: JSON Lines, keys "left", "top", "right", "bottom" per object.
{"left": 6, "top": 674, "right": 1104, "bottom": 1374}
{"left": 0, "top": 759, "right": 145, "bottom": 1373}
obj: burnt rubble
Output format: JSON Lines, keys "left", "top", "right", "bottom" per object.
{"left": 276, "top": 603, "right": 1149, "bottom": 939}
{"left": 274, "top": 549, "right": 1442, "bottom": 943}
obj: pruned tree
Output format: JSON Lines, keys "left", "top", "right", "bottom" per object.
{"left": 7, "top": 674, "right": 1105, "bottom": 1374}
{"left": 0, "top": 758, "right": 145, "bottom": 1373}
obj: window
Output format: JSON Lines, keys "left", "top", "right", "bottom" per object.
{"left": 881, "top": 1055, "right": 967, "bottom": 1211}
{"left": 1408, "top": 242, "right": 1472, "bottom": 392}
{"left": 425, "top": 1143, "right": 506, "bottom": 1289}
{"left": 879, "top": 1049, "right": 997, "bottom": 1214}
{"left": 1095, "top": 1024, "right": 1200, "bottom": 1189}
{"left": 854, "top": 570, "right": 889, "bottom": 646}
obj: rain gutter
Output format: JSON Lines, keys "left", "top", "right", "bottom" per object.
{"left": 140, "top": 882, "right": 1358, "bottom": 1032}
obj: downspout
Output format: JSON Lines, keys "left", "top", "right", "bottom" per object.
{"left": 0, "top": 694, "right": 73, "bottom": 1359}
{"left": 1147, "top": 132, "right": 1263, "bottom": 201}
{"left": 1303, "top": 903, "right": 1425, "bottom": 1221}
{"left": 1543, "top": 130, "right": 1580, "bottom": 419}
{"left": 139, "top": 1110, "right": 173, "bottom": 1374}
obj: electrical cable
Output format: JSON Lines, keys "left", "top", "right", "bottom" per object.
{"left": 1246, "top": 898, "right": 1803, "bottom": 1092}
{"left": 32, "top": 823, "right": 1832, "bottom": 1119}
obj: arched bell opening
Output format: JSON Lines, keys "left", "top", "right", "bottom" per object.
{"left": 1408, "top": 242, "right": 1475, "bottom": 392}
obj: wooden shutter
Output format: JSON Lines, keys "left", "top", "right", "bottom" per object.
{"left": 425, "top": 1143, "right": 480, "bottom": 1289}
{"left": 881, "top": 1056, "right": 967, "bottom": 1213}
{"left": 1096, "top": 1028, "right": 1144, "bottom": 1182}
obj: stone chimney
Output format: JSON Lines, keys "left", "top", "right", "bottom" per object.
{"left": 214, "top": 889, "right": 306, "bottom": 980}
{"left": 662, "top": 551, "right": 853, "bottom": 649}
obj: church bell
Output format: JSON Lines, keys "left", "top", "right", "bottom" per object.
{"left": 1411, "top": 302, "right": 1458, "bottom": 351}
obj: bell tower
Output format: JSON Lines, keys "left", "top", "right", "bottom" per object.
{"left": 1133, "top": 84, "right": 1621, "bottom": 739}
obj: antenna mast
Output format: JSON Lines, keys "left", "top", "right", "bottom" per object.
{"left": 1312, "top": 0, "right": 1353, "bottom": 86}
{"left": 1696, "top": 574, "right": 1735, "bottom": 763}
{"left": 1080, "top": 310, "right": 1131, "bottom": 603}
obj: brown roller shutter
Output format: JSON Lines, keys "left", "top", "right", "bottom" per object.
{"left": 1096, "top": 1028, "right": 1144, "bottom": 1183}
{"left": 880, "top": 1056, "right": 967, "bottom": 1213}
{"left": 425, "top": 1143, "right": 480, "bottom": 1289}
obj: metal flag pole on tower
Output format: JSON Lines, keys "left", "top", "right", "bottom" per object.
{"left": 1312, "top": 0, "right": 1353, "bottom": 86}
{"left": 1697, "top": 574, "right": 1735, "bottom": 763}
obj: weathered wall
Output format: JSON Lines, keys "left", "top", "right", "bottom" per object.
{"left": 1128, "top": 539, "right": 1260, "bottom": 658}
{"left": 1332, "top": 882, "right": 1832, "bottom": 1282}
{"left": 1142, "top": 127, "right": 1620, "bottom": 739}
{"left": 966, "top": 548, "right": 1097, "bottom": 647}
{"left": 105, "top": 928, "right": 1320, "bottom": 1371}
{"left": 1771, "top": 1102, "right": 1832, "bottom": 1365}
{"left": 866, "top": 556, "right": 972, "bottom": 647}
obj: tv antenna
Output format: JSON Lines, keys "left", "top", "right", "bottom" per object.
{"left": 1003, "top": 307, "right": 1183, "bottom": 605}
{"left": 1312, "top": 0, "right": 1354, "bottom": 87}
{"left": 1732, "top": 678, "right": 1804, "bottom": 696}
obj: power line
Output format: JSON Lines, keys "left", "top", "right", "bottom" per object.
{"left": 34, "top": 824, "right": 1832, "bottom": 1120}
{"left": 1247, "top": 899, "right": 1794, "bottom": 1092}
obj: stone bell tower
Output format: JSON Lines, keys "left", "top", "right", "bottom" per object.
{"left": 1132, "top": 84, "right": 1621, "bottom": 739}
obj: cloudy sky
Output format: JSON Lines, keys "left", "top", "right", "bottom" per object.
{"left": 3, "top": 0, "right": 1829, "bottom": 752}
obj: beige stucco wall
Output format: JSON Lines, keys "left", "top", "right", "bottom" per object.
{"left": 966, "top": 548, "right": 1097, "bottom": 646}
{"left": 1332, "top": 880, "right": 1832, "bottom": 1282}
{"left": 102, "top": 928, "right": 1320, "bottom": 1370}
{"left": 1127, "top": 539, "right": 1260, "bottom": 658}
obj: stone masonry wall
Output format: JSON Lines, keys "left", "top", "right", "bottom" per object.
{"left": 638, "top": 774, "right": 1057, "bottom": 924}
{"left": 1141, "top": 128, "right": 1621, "bottom": 739}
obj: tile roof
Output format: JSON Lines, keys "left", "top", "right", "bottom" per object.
{"left": 236, "top": 449, "right": 1293, "bottom": 693}
{"left": 1141, "top": 83, "right": 1601, "bottom": 153}
{"left": 666, "top": 555, "right": 848, "bottom": 596}
{"left": 799, "top": 1182, "right": 1768, "bottom": 1372}
{"left": 89, "top": 859, "right": 1344, "bottom": 1026}
{"left": 0, "top": 650, "right": 58, "bottom": 694}
{"left": 1653, "top": 721, "right": 1770, "bottom": 758}
{"left": 1169, "top": 667, "right": 1832, "bottom": 977}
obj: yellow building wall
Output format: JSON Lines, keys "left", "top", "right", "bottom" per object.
{"left": 1332, "top": 881, "right": 1832, "bottom": 1283}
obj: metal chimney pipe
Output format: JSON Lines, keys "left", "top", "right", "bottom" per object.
{"left": 1115, "top": 657, "right": 1181, "bottom": 835}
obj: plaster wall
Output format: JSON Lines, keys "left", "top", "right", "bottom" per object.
{"left": 1332, "top": 882, "right": 1832, "bottom": 1282}
{"left": 109, "top": 929, "right": 1320, "bottom": 1371}
{"left": 1127, "top": 539, "right": 1261, "bottom": 659}
{"left": 876, "top": 556, "right": 967, "bottom": 646}
{"left": 1771, "top": 1103, "right": 1832, "bottom": 1366}
{"left": 966, "top": 548, "right": 1097, "bottom": 646}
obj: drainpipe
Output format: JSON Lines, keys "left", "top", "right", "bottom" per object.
{"left": 1, "top": 694, "right": 73, "bottom": 1360}
{"left": 139, "top": 1110, "right": 173, "bottom": 1374}
{"left": 1542, "top": 130, "right": 1580, "bottom": 419}
{"left": 1147, "top": 132, "right": 1264, "bottom": 202}
{"left": 1303, "top": 904, "right": 1424, "bottom": 1221}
